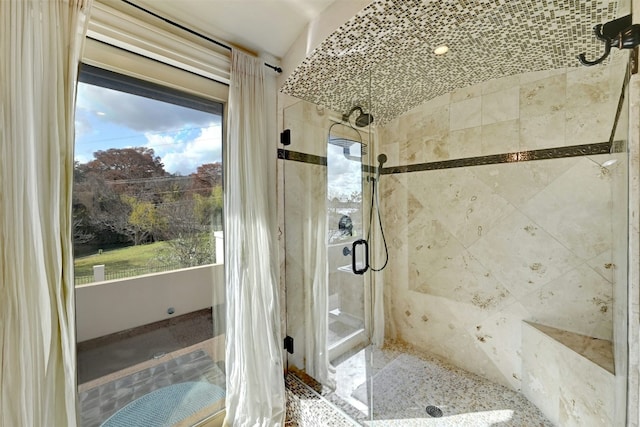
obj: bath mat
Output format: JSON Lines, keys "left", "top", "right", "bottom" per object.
{"left": 80, "top": 349, "right": 225, "bottom": 427}
{"left": 101, "top": 381, "right": 225, "bottom": 427}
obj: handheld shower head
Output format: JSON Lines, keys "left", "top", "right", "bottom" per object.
{"left": 375, "top": 153, "right": 387, "bottom": 182}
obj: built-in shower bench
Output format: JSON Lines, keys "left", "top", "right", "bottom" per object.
{"left": 521, "top": 321, "right": 615, "bottom": 426}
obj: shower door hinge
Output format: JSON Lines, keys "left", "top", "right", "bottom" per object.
{"left": 280, "top": 129, "right": 291, "bottom": 146}
{"left": 284, "top": 336, "right": 294, "bottom": 354}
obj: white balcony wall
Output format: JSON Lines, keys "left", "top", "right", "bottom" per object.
{"left": 76, "top": 264, "right": 224, "bottom": 342}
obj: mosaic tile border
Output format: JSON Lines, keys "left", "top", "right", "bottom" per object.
{"left": 277, "top": 148, "right": 377, "bottom": 175}
{"left": 278, "top": 141, "right": 624, "bottom": 174}
{"left": 382, "top": 141, "right": 621, "bottom": 175}
{"left": 278, "top": 149, "right": 327, "bottom": 166}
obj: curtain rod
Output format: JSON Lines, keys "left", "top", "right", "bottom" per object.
{"left": 121, "top": 0, "right": 283, "bottom": 73}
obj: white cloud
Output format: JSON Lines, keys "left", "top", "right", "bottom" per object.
{"left": 327, "top": 144, "right": 364, "bottom": 200}
{"left": 147, "top": 124, "right": 222, "bottom": 175}
{"left": 77, "top": 82, "right": 219, "bottom": 133}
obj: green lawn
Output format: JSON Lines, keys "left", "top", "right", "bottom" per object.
{"left": 74, "top": 241, "right": 170, "bottom": 277}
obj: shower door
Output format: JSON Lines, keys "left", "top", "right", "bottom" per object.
{"left": 326, "top": 123, "right": 370, "bottom": 361}
{"left": 281, "top": 98, "right": 372, "bottom": 414}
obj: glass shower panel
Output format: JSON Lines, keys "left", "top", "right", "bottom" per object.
{"left": 282, "top": 98, "right": 374, "bottom": 420}
{"left": 609, "top": 51, "right": 631, "bottom": 426}
{"left": 327, "top": 125, "right": 368, "bottom": 360}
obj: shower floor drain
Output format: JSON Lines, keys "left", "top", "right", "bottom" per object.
{"left": 426, "top": 405, "right": 443, "bottom": 418}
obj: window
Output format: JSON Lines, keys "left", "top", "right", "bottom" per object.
{"left": 73, "top": 64, "right": 224, "bottom": 283}
{"left": 75, "top": 47, "right": 228, "bottom": 427}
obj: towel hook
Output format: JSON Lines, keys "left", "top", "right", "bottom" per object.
{"left": 578, "top": 15, "right": 640, "bottom": 66}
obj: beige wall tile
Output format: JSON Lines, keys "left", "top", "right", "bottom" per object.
{"left": 473, "top": 302, "right": 533, "bottom": 391}
{"left": 467, "top": 210, "right": 582, "bottom": 300}
{"left": 519, "top": 111, "right": 566, "bottom": 151}
{"left": 450, "top": 96, "right": 482, "bottom": 131}
{"left": 565, "top": 102, "right": 616, "bottom": 145}
{"left": 566, "top": 65, "right": 611, "bottom": 111}
{"left": 482, "top": 86, "right": 519, "bottom": 125}
{"left": 525, "top": 263, "right": 613, "bottom": 340}
{"left": 451, "top": 83, "right": 482, "bottom": 103}
{"left": 520, "top": 158, "right": 612, "bottom": 261}
{"left": 481, "top": 119, "right": 519, "bottom": 155}
{"left": 522, "top": 323, "right": 561, "bottom": 423}
{"left": 449, "top": 126, "right": 482, "bottom": 159}
{"left": 520, "top": 73, "right": 566, "bottom": 118}
{"left": 482, "top": 74, "right": 520, "bottom": 95}
{"left": 470, "top": 158, "right": 578, "bottom": 208}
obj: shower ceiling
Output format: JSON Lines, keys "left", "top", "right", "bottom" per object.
{"left": 280, "top": 0, "right": 622, "bottom": 125}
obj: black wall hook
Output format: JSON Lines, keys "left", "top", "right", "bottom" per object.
{"left": 578, "top": 14, "right": 640, "bottom": 66}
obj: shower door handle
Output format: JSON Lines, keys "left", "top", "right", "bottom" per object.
{"left": 352, "top": 239, "right": 369, "bottom": 275}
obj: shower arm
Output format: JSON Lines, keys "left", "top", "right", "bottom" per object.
{"left": 342, "top": 106, "right": 364, "bottom": 122}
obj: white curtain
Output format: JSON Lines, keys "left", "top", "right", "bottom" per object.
{"left": 0, "top": 1, "right": 92, "bottom": 426}
{"left": 303, "top": 176, "right": 335, "bottom": 388}
{"left": 223, "top": 49, "right": 285, "bottom": 427}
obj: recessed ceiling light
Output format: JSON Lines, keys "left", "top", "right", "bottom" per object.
{"left": 434, "top": 45, "right": 449, "bottom": 55}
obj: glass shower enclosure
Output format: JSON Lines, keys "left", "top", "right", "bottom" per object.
{"left": 281, "top": 96, "right": 376, "bottom": 417}
{"left": 280, "top": 50, "right": 632, "bottom": 425}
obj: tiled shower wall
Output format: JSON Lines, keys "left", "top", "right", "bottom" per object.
{"left": 377, "top": 54, "right": 628, "bottom": 392}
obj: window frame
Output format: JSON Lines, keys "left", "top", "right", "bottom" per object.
{"left": 76, "top": 37, "right": 229, "bottom": 427}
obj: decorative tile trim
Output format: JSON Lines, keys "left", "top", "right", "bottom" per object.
{"left": 279, "top": 141, "right": 623, "bottom": 175}
{"left": 278, "top": 149, "right": 327, "bottom": 166}
{"left": 277, "top": 149, "right": 379, "bottom": 175}
{"left": 382, "top": 141, "right": 620, "bottom": 175}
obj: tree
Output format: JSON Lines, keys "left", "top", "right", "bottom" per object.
{"left": 86, "top": 147, "right": 166, "bottom": 181}
{"left": 123, "top": 195, "right": 167, "bottom": 245}
{"left": 193, "top": 185, "right": 223, "bottom": 229}
{"left": 73, "top": 147, "right": 172, "bottom": 247}
{"left": 156, "top": 198, "right": 214, "bottom": 267}
{"left": 191, "top": 162, "right": 222, "bottom": 195}
{"left": 73, "top": 166, "right": 132, "bottom": 244}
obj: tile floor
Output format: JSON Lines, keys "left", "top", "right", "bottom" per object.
{"left": 76, "top": 309, "right": 552, "bottom": 427}
{"left": 290, "top": 342, "right": 554, "bottom": 426}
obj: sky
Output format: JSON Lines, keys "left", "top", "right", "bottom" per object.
{"left": 75, "top": 80, "right": 364, "bottom": 198}
{"left": 327, "top": 138, "right": 364, "bottom": 201}
{"left": 75, "top": 82, "right": 222, "bottom": 175}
